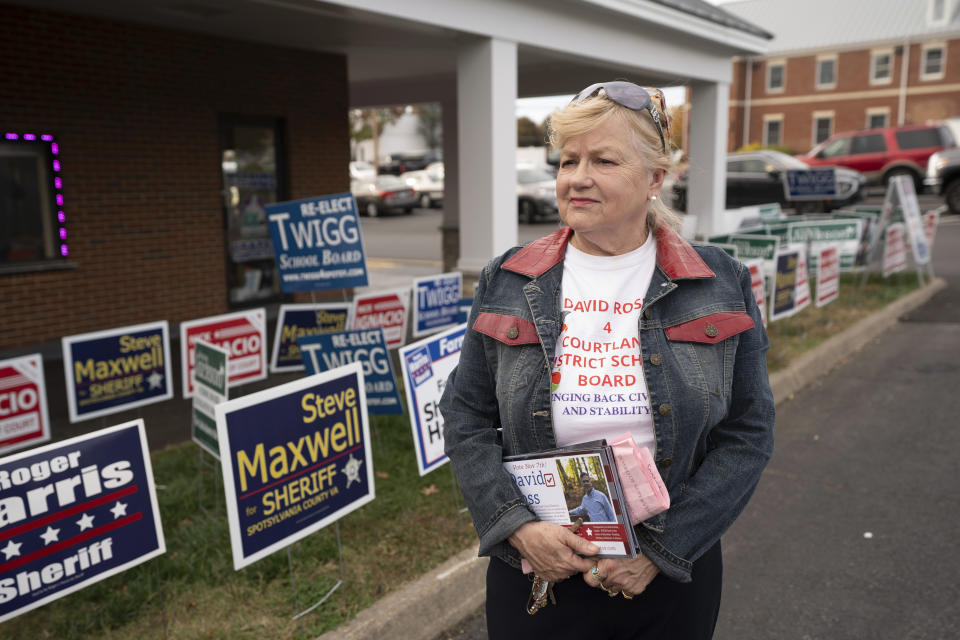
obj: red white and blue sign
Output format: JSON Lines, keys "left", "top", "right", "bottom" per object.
{"left": 180, "top": 309, "right": 268, "bottom": 398}
{"left": 269, "top": 303, "right": 354, "bottom": 373}
{"left": 61, "top": 322, "right": 174, "bottom": 423}
{"left": 0, "top": 419, "right": 166, "bottom": 623}
{"left": 398, "top": 324, "right": 466, "bottom": 476}
{"left": 0, "top": 355, "right": 51, "bottom": 456}
{"left": 784, "top": 167, "right": 837, "bottom": 200}
{"left": 265, "top": 193, "right": 369, "bottom": 292}
{"left": 412, "top": 272, "right": 463, "bottom": 338}
{"left": 298, "top": 329, "right": 403, "bottom": 415}
{"left": 216, "top": 362, "right": 374, "bottom": 570}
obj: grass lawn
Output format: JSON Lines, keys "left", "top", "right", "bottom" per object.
{"left": 2, "top": 271, "right": 924, "bottom": 639}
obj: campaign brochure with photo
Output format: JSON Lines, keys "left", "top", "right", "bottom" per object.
{"left": 503, "top": 442, "right": 640, "bottom": 558}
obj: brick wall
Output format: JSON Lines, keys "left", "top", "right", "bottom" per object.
{"left": 0, "top": 4, "right": 349, "bottom": 351}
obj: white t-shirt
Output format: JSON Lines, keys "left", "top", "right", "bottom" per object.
{"left": 551, "top": 236, "right": 657, "bottom": 455}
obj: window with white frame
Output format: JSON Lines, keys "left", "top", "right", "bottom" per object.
{"left": 866, "top": 107, "right": 890, "bottom": 129}
{"left": 816, "top": 54, "right": 837, "bottom": 89}
{"left": 763, "top": 114, "right": 784, "bottom": 146}
{"left": 928, "top": 0, "right": 949, "bottom": 26}
{"left": 766, "top": 59, "right": 786, "bottom": 93}
{"left": 812, "top": 111, "right": 834, "bottom": 145}
{"left": 921, "top": 42, "right": 946, "bottom": 80}
{"left": 870, "top": 48, "right": 894, "bottom": 85}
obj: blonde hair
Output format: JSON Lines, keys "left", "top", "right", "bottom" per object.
{"left": 548, "top": 90, "right": 682, "bottom": 233}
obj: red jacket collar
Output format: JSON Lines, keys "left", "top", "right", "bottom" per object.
{"left": 501, "top": 225, "right": 715, "bottom": 279}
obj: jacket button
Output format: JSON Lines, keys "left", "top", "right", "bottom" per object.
{"left": 643, "top": 308, "right": 652, "bottom": 319}
{"left": 649, "top": 353, "right": 662, "bottom": 366}
{"left": 704, "top": 323, "right": 719, "bottom": 338}
{"left": 658, "top": 403, "right": 672, "bottom": 416}
{"left": 659, "top": 458, "right": 673, "bottom": 468}
{"left": 506, "top": 326, "right": 519, "bottom": 339}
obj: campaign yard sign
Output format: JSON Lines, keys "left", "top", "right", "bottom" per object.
{"left": 266, "top": 193, "right": 369, "bottom": 292}
{"left": 815, "top": 246, "right": 840, "bottom": 308}
{"left": 795, "top": 246, "right": 811, "bottom": 313}
{"left": 743, "top": 260, "right": 767, "bottom": 327}
{"left": 270, "top": 303, "right": 353, "bottom": 373}
{"left": 62, "top": 322, "right": 174, "bottom": 423}
{"left": 923, "top": 209, "right": 941, "bottom": 251}
{"left": 0, "top": 355, "right": 51, "bottom": 456}
{"left": 891, "top": 175, "right": 931, "bottom": 265}
{"left": 412, "top": 272, "right": 463, "bottom": 338}
{"left": 180, "top": 309, "right": 267, "bottom": 398}
{"left": 0, "top": 419, "right": 165, "bottom": 623}
{"left": 352, "top": 288, "right": 411, "bottom": 349}
{"left": 770, "top": 248, "right": 802, "bottom": 322}
{"left": 398, "top": 323, "right": 467, "bottom": 476}
{"left": 216, "top": 362, "right": 374, "bottom": 570}
{"left": 786, "top": 219, "right": 862, "bottom": 271}
{"left": 883, "top": 223, "right": 908, "bottom": 277}
{"left": 299, "top": 329, "right": 402, "bottom": 415}
{"left": 191, "top": 341, "right": 229, "bottom": 459}
{"left": 784, "top": 167, "right": 837, "bottom": 200}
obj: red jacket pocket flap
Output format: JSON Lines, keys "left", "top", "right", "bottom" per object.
{"left": 473, "top": 312, "right": 540, "bottom": 345}
{"left": 665, "top": 312, "right": 754, "bottom": 344}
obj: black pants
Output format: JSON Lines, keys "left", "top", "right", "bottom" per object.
{"left": 486, "top": 541, "right": 722, "bottom": 640}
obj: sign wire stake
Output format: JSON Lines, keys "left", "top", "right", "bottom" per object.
{"left": 288, "top": 524, "right": 346, "bottom": 622}
{"left": 155, "top": 559, "right": 168, "bottom": 640}
{"left": 197, "top": 448, "right": 222, "bottom": 520}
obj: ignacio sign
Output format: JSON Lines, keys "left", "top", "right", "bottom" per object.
{"left": 0, "top": 419, "right": 165, "bottom": 623}
{"left": 0, "top": 355, "right": 51, "bottom": 456}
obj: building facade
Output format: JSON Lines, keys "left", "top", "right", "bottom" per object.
{"left": 725, "top": 0, "right": 960, "bottom": 153}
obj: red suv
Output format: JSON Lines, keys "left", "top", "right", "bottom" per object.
{"left": 800, "top": 123, "right": 954, "bottom": 189}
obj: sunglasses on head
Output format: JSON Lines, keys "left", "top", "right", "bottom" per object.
{"left": 570, "top": 81, "right": 669, "bottom": 153}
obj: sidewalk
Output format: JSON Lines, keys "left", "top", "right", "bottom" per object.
{"left": 316, "top": 277, "right": 947, "bottom": 640}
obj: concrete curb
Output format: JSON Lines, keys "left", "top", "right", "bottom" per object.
{"left": 316, "top": 277, "right": 946, "bottom": 640}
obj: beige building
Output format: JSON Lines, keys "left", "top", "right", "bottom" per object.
{"left": 724, "top": 0, "right": 960, "bottom": 154}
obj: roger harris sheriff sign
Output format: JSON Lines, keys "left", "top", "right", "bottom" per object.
{"left": 0, "top": 420, "right": 165, "bottom": 623}
{"left": 216, "top": 362, "right": 374, "bottom": 570}
{"left": 61, "top": 322, "right": 174, "bottom": 423}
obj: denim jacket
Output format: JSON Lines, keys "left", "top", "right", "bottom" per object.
{"left": 439, "top": 225, "right": 775, "bottom": 583}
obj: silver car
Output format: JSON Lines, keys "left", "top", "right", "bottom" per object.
{"left": 517, "top": 165, "right": 559, "bottom": 223}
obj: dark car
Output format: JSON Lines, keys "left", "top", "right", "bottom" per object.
{"left": 672, "top": 150, "right": 866, "bottom": 213}
{"left": 351, "top": 175, "right": 417, "bottom": 217}
{"left": 800, "top": 123, "right": 954, "bottom": 190}
{"left": 378, "top": 152, "right": 442, "bottom": 175}
{"left": 925, "top": 146, "right": 960, "bottom": 214}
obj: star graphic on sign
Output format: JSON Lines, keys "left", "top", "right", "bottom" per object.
{"left": 147, "top": 371, "right": 164, "bottom": 389}
{"left": 110, "top": 501, "right": 128, "bottom": 519}
{"left": 341, "top": 454, "right": 363, "bottom": 488}
{"left": 40, "top": 526, "right": 60, "bottom": 545}
{"left": 76, "top": 513, "right": 95, "bottom": 531}
{"left": 586, "top": 528, "right": 593, "bottom": 536}
{"left": 1, "top": 539, "right": 22, "bottom": 560}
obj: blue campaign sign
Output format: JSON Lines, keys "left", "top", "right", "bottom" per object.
{"left": 269, "top": 303, "right": 354, "bottom": 373}
{"left": 61, "top": 322, "right": 174, "bottom": 423}
{"left": 412, "top": 272, "right": 463, "bottom": 338}
{"left": 298, "top": 329, "right": 403, "bottom": 415}
{"left": 0, "top": 419, "right": 165, "bottom": 623}
{"left": 456, "top": 297, "right": 474, "bottom": 325}
{"left": 216, "top": 362, "right": 374, "bottom": 570}
{"left": 784, "top": 168, "right": 837, "bottom": 199}
{"left": 265, "top": 193, "right": 370, "bottom": 292}
{"left": 398, "top": 324, "right": 467, "bottom": 476}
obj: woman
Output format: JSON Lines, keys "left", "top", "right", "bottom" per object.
{"left": 439, "top": 81, "right": 775, "bottom": 639}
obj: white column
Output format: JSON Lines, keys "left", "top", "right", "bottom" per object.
{"left": 688, "top": 80, "right": 730, "bottom": 239}
{"left": 456, "top": 37, "right": 518, "bottom": 274}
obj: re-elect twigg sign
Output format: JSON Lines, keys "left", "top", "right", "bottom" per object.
{"left": 266, "top": 194, "right": 370, "bottom": 292}
{"left": 216, "top": 362, "right": 374, "bottom": 570}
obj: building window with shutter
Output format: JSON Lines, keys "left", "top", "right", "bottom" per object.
{"left": 921, "top": 42, "right": 946, "bottom": 81}
{"left": 763, "top": 114, "right": 784, "bottom": 147}
{"left": 812, "top": 111, "right": 834, "bottom": 146}
{"left": 865, "top": 107, "right": 890, "bottom": 129}
{"left": 870, "top": 48, "right": 894, "bottom": 85}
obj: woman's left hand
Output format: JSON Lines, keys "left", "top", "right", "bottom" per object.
{"left": 582, "top": 555, "right": 659, "bottom": 597}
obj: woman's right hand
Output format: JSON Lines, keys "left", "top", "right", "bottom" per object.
{"left": 507, "top": 521, "right": 600, "bottom": 581}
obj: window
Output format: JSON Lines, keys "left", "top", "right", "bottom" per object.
{"left": 812, "top": 111, "right": 834, "bottom": 145}
{"left": 816, "top": 55, "right": 837, "bottom": 89}
{"left": 766, "top": 59, "right": 786, "bottom": 93}
{"left": 1, "top": 133, "right": 68, "bottom": 271}
{"left": 763, "top": 114, "right": 784, "bottom": 146}
{"left": 921, "top": 42, "right": 946, "bottom": 80}
{"left": 895, "top": 127, "right": 945, "bottom": 149}
{"left": 928, "top": 0, "right": 949, "bottom": 26}
{"left": 818, "top": 137, "right": 851, "bottom": 159}
{"left": 850, "top": 133, "right": 887, "bottom": 155}
{"left": 219, "top": 116, "right": 288, "bottom": 306}
{"left": 866, "top": 107, "right": 890, "bottom": 129}
{"left": 871, "top": 49, "right": 894, "bottom": 85}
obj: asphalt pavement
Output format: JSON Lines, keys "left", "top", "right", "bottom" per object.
{"left": 435, "top": 217, "right": 960, "bottom": 639}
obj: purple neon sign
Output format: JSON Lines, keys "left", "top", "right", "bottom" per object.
{"left": 3, "top": 132, "right": 68, "bottom": 258}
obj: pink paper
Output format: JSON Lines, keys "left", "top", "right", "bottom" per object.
{"left": 610, "top": 433, "right": 670, "bottom": 526}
